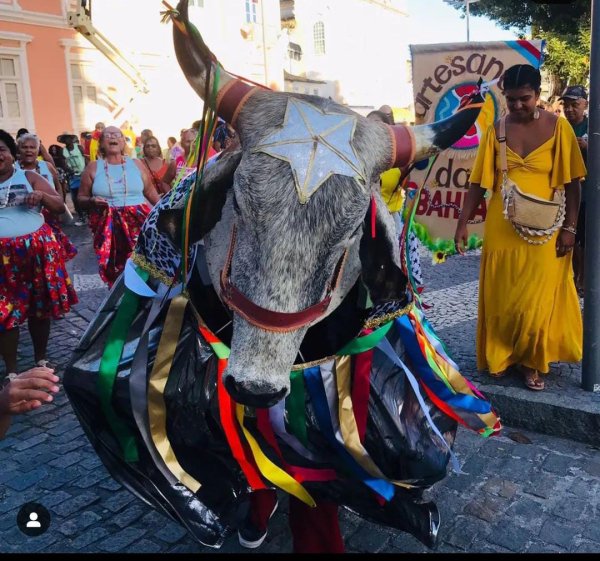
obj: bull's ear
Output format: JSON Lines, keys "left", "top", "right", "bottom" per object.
{"left": 359, "top": 191, "right": 408, "bottom": 303}
{"left": 156, "top": 147, "right": 242, "bottom": 249}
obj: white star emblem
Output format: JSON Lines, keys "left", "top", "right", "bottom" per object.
{"left": 253, "top": 98, "right": 366, "bottom": 203}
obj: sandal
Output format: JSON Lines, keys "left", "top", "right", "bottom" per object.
{"left": 519, "top": 367, "right": 545, "bottom": 391}
{"left": 489, "top": 369, "right": 510, "bottom": 379}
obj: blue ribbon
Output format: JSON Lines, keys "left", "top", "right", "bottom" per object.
{"left": 395, "top": 316, "right": 491, "bottom": 414}
{"left": 303, "top": 365, "right": 395, "bottom": 501}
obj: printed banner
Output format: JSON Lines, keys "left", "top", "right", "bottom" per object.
{"left": 408, "top": 40, "right": 544, "bottom": 254}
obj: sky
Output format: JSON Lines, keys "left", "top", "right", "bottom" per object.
{"left": 404, "top": 0, "right": 522, "bottom": 47}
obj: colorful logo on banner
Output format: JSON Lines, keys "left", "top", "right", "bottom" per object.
{"left": 408, "top": 40, "right": 544, "bottom": 257}
{"left": 435, "top": 83, "right": 499, "bottom": 151}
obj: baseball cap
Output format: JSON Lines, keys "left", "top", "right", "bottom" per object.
{"left": 559, "top": 85, "right": 588, "bottom": 101}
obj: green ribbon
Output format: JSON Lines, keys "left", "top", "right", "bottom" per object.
{"left": 287, "top": 369, "right": 309, "bottom": 448}
{"left": 337, "top": 321, "right": 393, "bottom": 356}
{"left": 97, "top": 269, "right": 149, "bottom": 462}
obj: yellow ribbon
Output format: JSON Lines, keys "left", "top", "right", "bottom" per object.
{"left": 335, "top": 355, "right": 414, "bottom": 489}
{"left": 235, "top": 404, "right": 316, "bottom": 507}
{"left": 148, "top": 295, "right": 202, "bottom": 492}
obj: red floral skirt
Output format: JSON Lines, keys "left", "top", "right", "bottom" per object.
{"left": 89, "top": 204, "right": 151, "bottom": 287}
{"left": 0, "top": 223, "right": 79, "bottom": 332}
{"left": 42, "top": 208, "right": 77, "bottom": 262}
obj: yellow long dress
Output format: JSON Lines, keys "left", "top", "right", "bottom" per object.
{"left": 470, "top": 117, "right": 587, "bottom": 375}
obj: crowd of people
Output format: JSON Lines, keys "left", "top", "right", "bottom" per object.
{"left": 0, "top": 118, "right": 236, "bottom": 381}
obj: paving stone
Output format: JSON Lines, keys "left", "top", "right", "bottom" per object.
{"left": 11, "top": 433, "right": 49, "bottom": 451}
{"left": 168, "top": 543, "right": 205, "bottom": 554}
{"left": 460, "top": 454, "right": 490, "bottom": 478}
{"left": 443, "top": 516, "right": 490, "bottom": 550}
{"left": 71, "top": 471, "right": 108, "bottom": 489}
{"left": 0, "top": 489, "right": 39, "bottom": 514}
{"left": 51, "top": 492, "right": 100, "bottom": 517}
{"left": 140, "top": 509, "right": 168, "bottom": 528}
{"left": 522, "top": 473, "right": 559, "bottom": 499}
{"left": 463, "top": 494, "right": 510, "bottom": 523}
{"left": 0, "top": 437, "right": 18, "bottom": 451}
{"left": 98, "top": 477, "right": 122, "bottom": 491}
{"left": 155, "top": 522, "right": 189, "bottom": 544}
{"left": 126, "top": 539, "right": 163, "bottom": 553}
{"left": 538, "top": 519, "right": 580, "bottom": 549}
{"left": 4, "top": 467, "right": 48, "bottom": 491}
{"left": 568, "top": 477, "right": 599, "bottom": 498}
{"left": 58, "top": 511, "right": 103, "bottom": 537}
{"left": 43, "top": 463, "right": 89, "bottom": 488}
{"left": 102, "top": 491, "right": 135, "bottom": 513}
{"left": 52, "top": 440, "right": 85, "bottom": 455}
{"left": 505, "top": 497, "right": 546, "bottom": 526}
{"left": 48, "top": 420, "right": 81, "bottom": 437}
{"left": 551, "top": 498, "right": 588, "bottom": 521}
{"left": 70, "top": 527, "right": 111, "bottom": 550}
{"left": 526, "top": 540, "right": 568, "bottom": 553}
{"left": 575, "top": 541, "right": 600, "bottom": 553}
{"left": 0, "top": 469, "right": 20, "bottom": 485}
{"left": 487, "top": 523, "right": 530, "bottom": 552}
{"left": 542, "top": 454, "right": 574, "bottom": 476}
{"left": 481, "top": 478, "right": 519, "bottom": 499}
{"left": 96, "top": 527, "right": 147, "bottom": 552}
{"left": 582, "top": 462, "right": 600, "bottom": 477}
{"left": 583, "top": 521, "right": 600, "bottom": 544}
{"left": 111, "top": 504, "right": 147, "bottom": 528}
{"left": 345, "top": 524, "right": 394, "bottom": 553}
{"left": 39, "top": 490, "right": 72, "bottom": 508}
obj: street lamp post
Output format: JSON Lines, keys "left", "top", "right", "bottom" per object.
{"left": 465, "top": 0, "right": 480, "bottom": 42}
{"left": 582, "top": 0, "right": 600, "bottom": 392}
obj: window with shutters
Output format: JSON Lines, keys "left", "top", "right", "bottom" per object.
{"left": 70, "top": 62, "right": 100, "bottom": 127}
{"left": 313, "top": 21, "right": 325, "bottom": 55}
{"left": 0, "top": 55, "right": 25, "bottom": 133}
{"left": 245, "top": 0, "right": 258, "bottom": 23}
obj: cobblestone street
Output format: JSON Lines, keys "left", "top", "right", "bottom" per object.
{"left": 1, "top": 223, "right": 599, "bottom": 554}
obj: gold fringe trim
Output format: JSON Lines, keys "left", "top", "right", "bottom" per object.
{"left": 363, "top": 302, "right": 413, "bottom": 329}
{"left": 292, "top": 354, "right": 337, "bottom": 371}
{"left": 131, "top": 252, "right": 176, "bottom": 287}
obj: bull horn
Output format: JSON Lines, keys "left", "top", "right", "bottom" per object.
{"left": 387, "top": 86, "right": 486, "bottom": 168}
{"left": 166, "top": 0, "right": 260, "bottom": 127}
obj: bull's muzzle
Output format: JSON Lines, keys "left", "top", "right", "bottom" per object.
{"left": 223, "top": 374, "right": 288, "bottom": 408}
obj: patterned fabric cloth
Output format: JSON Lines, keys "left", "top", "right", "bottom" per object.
{"left": 133, "top": 173, "right": 195, "bottom": 284}
{"left": 393, "top": 213, "right": 422, "bottom": 286}
{"left": 0, "top": 223, "right": 78, "bottom": 331}
{"left": 42, "top": 208, "right": 77, "bottom": 262}
{"left": 89, "top": 204, "right": 151, "bottom": 287}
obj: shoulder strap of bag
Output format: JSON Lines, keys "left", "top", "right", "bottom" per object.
{"left": 498, "top": 117, "right": 508, "bottom": 174}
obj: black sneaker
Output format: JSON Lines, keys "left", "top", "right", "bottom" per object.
{"left": 237, "top": 498, "right": 278, "bottom": 549}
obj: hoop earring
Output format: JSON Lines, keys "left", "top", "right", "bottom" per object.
{"left": 533, "top": 108, "right": 540, "bottom": 120}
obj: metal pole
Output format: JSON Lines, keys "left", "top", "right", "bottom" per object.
{"left": 260, "top": 0, "right": 269, "bottom": 87}
{"left": 466, "top": 0, "right": 470, "bottom": 42}
{"left": 582, "top": 0, "right": 600, "bottom": 392}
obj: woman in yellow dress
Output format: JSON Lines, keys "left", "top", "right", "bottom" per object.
{"left": 454, "top": 64, "right": 586, "bottom": 391}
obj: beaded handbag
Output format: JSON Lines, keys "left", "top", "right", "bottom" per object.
{"left": 498, "top": 117, "right": 565, "bottom": 245}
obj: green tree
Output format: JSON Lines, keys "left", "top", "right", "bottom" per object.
{"left": 443, "top": 0, "right": 590, "bottom": 35}
{"left": 444, "top": 1, "right": 591, "bottom": 96}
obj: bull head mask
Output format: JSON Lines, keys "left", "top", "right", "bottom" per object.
{"left": 161, "top": 0, "right": 485, "bottom": 407}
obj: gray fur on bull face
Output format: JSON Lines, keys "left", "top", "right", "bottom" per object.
{"left": 205, "top": 92, "right": 395, "bottom": 407}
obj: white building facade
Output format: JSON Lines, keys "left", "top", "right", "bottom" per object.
{"left": 281, "top": 0, "right": 413, "bottom": 115}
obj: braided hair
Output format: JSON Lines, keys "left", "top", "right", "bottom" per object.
{"left": 502, "top": 64, "right": 542, "bottom": 92}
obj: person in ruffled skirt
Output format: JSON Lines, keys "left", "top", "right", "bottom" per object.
{"left": 0, "top": 130, "right": 78, "bottom": 376}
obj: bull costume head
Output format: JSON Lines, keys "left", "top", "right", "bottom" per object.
{"left": 161, "top": 0, "right": 485, "bottom": 408}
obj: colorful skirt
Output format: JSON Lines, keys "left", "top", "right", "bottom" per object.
{"left": 0, "top": 223, "right": 79, "bottom": 332}
{"left": 42, "top": 208, "right": 77, "bottom": 262}
{"left": 89, "top": 204, "right": 151, "bottom": 287}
